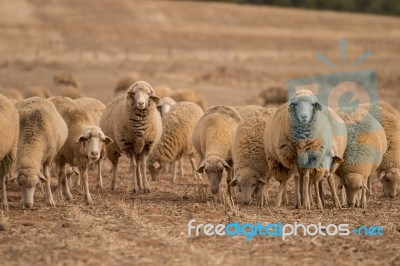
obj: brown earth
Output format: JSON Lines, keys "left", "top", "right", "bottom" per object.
{"left": 0, "top": 0, "right": 400, "bottom": 265}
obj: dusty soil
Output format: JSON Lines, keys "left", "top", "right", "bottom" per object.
{"left": 0, "top": 0, "right": 400, "bottom": 265}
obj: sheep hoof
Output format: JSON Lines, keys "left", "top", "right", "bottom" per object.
{"left": 86, "top": 198, "right": 93, "bottom": 205}
{"left": 132, "top": 188, "right": 139, "bottom": 194}
{"left": 143, "top": 188, "right": 150, "bottom": 194}
{"left": 46, "top": 199, "right": 56, "bottom": 207}
{"left": 97, "top": 184, "right": 103, "bottom": 189}
{"left": 0, "top": 203, "right": 8, "bottom": 211}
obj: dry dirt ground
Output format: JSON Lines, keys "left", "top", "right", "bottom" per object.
{"left": 1, "top": 0, "right": 400, "bottom": 265}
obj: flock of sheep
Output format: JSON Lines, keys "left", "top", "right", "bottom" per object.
{"left": 0, "top": 73, "right": 398, "bottom": 211}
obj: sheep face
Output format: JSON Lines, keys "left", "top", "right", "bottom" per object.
{"left": 343, "top": 173, "right": 364, "bottom": 207}
{"left": 196, "top": 155, "right": 231, "bottom": 195}
{"left": 11, "top": 169, "right": 47, "bottom": 209}
{"left": 380, "top": 168, "right": 400, "bottom": 198}
{"left": 148, "top": 159, "right": 162, "bottom": 181}
{"left": 230, "top": 168, "right": 266, "bottom": 205}
{"left": 126, "top": 81, "right": 160, "bottom": 110}
{"left": 288, "top": 95, "right": 322, "bottom": 124}
{"left": 77, "top": 127, "right": 113, "bottom": 161}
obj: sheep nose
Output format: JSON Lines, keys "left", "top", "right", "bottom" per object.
{"left": 211, "top": 188, "right": 219, "bottom": 194}
{"left": 138, "top": 102, "right": 145, "bottom": 107}
{"left": 24, "top": 202, "right": 33, "bottom": 209}
{"left": 91, "top": 151, "right": 99, "bottom": 156}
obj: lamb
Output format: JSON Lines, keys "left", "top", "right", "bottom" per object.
{"left": 24, "top": 86, "right": 53, "bottom": 99}
{"left": 230, "top": 106, "right": 276, "bottom": 206}
{"left": 12, "top": 97, "right": 68, "bottom": 208}
{"left": 259, "top": 86, "right": 287, "bottom": 106}
{"left": 100, "top": 81, "right": 161, "bottom": 193}
{"left": 360, "top": 103, "right": 400, "bottom": 198}
{"left": 1, "top": 88, "right": 23, "bottom": 102}
{"left": 336, "top": 107, "right": 387, "bottom": 208}
{"left": 0, "top": 94, "right": 19, "bottom": 210}
{"left": 154, "top": 85, "right": 172, "bottom": 98}
{"left": 157, "top": 97, "right": 176, "bottom": 118}
{"left": 264, "top": 90, "right": 347, "bottom": 209}
{"left": 170, "top": 89, "right": 208, "bottom": 111}
{"left": 49, "top": 96, "right": 112, "bottom": 205}
{"left": 114, "top": 73, "right": 139, "bottom": 95}
{"left": 192, "top": 105, "right": 241, "bottom": 200}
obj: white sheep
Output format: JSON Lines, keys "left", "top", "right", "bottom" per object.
{"left": 192, "top": 105, "right": 241, "bottom": 200}
{"left": 100, "top": 81, "right": 161, "bottom": 193}
{"left": 336, "top": 107, "right": 387, "bottom": 208}
{"left": 12, "top": 97, "right": 68, "bottom": 208}
{"left": 157, "top": 97, "right": 176, "bottom": 118}
{"left": 230, "top": 106, "right": 276, "bottom": 206}
{"left": 170, "top": 89, "right": 208, "bottom": 111}
{"left": 50, "top": 96, "right": 112, "bottom": 205}
{"left": 0, "top": 94, "right": 19, "bottom": 210}
{"left": 147, "top": 101, "right": 203, "bottom": 182}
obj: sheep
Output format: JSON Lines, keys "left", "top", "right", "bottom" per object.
{"left": 147, "top": 101, "right": 203, "bottom": 182}
{"left": 264, "top": 90, "right": 347, "bottom": 209}
{"left": 11, "top": 97, "right": 68, "bottom": 208}
{"left": 114, "top": 73, "right": 139, "bottom": 96}
{"left": 74, "top": 97, "right": 106, "bottom": 188}
{"left": 49, "top": 96, "right": 112, "bottom": 205}
{"left": 100, "top": 81, "right": 161, "bottom": 193}
{"left": 1, "top": 88, "right": 23, "bottom": 102}
{"left": 170, "top": 89, "right": 208, "bottom": 111}
{"left": 157, "top": 97, "right": 176, "bottom": 118}
{"left": 192, "top": 105, "right": 241, "bottom": 200}
{"left": 259, "top": 86, "right": 287, "bottom": 106}
{"left": 0, "top": 94, "right": 19, "bottom": 210}
{"left": 59, "top": 86, "right": 84, "bottom": 99}
{"left": 53, "top": 72, "right": 80, "bottom": 89}
{"left": 153, "top": 85, "right": 172, "bottom": 98}
{"left": 24, "top": 86, "right": 53, "bottom": 99}
{"left": 229, "top": 106, "right": 276, "bottom": 206}
{"left": 360, "top": 103, "right": 400, "bottom": 198}
{"left": 336, "top": 107, "right": 387, "bottom": 208}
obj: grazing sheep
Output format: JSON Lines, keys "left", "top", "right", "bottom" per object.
{"left": 24, "top": 86, "right": 53, "bottom": 99}
{"left": 1, "top": 88, "right": 23, "bottom": 102}
{"left": 114, "top": 73, "right": 139, "bottom": 96}
{"left": 230, "top": 106, "right": 276, "bottom": 206}
{"left": 170, "top": 89, "right": 208, "bottom": 111}
{"left": 53, "top": 72, "right": 80, "bottom": 88}
{"left": 147, "top": 101, "right": 203, "bottom": 182}
{"left": 12, "top": 97, "right": 68, "bottom": 208}
{"left": 49, "top": 96, "right": 112, "bottom": 205}
{"left": 264, "top": 90, "right": 347, "bottom": 209}
{"left": 336, "top": 107, "right": 387, "bottom": 208}
{"left": 259, "top": 86, "right": 287, "bottom": 106}
{"left": 154, "top": 85, "right": 172, "bottom": 98}
{"left": 192, "top": 105, "right": 241, "bottom": 200}
{"left": 0, "top": 94, "right": 19, "bottom": 210}
{"left": 361, "top": 103, "right": 400, "bottom": 198}
{"left": 75, "top": 98, "right": 107, "bottom": 188}
{"left": 60, "top": 86, "right": 84, "bottom": 99}
{"left": 157, "top": 97, "right": 176, "bottom": 118}
{"left": 100, "top": 81, "right": 161, "bottom": 193}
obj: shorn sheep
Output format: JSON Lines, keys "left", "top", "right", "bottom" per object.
{"left": 0, "top": 94, "right": 19, "bottom": 210}
{"left": 147, "top": 101, "right": 204, "bottom": 182}
{"left": 230, "top": 106, "right": 276, "bottom": 206}
{"left": 50, "top": 96, "right": 112, "bottom": 205}
{"left": 100, "top": 81, "right": 161, "bottom": 193}
{"left": 12, "top": 97, "right": 68, "bottom": 208}
{"left": 192, "top": 105, "right": 241, "bottom": 200}
{"left": 336, "top": 107, "right": 387, "bottom": 208}
{"left": 170, "top": 89, "right": 208, "bottom": 111}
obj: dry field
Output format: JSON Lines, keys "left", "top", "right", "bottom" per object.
{"left": 1, "top": 0, "right": 400, "bottom": 265}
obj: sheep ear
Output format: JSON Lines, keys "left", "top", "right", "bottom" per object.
{"left": 76, "top": 135, "right": 87, "bottom": 144}
{"left": 333, "top": 156, "right": 344, "bottom": 164}
{"left": 229, "top": 176, "right": 238, "bottom": 187}
{"left": 127, "top": 91, "right": 134, "bottom": 99}
{"left": 103, "top": 136, "right": 113, "bottom": 145}
{"left": 196, "top": 161, "right": 206, "bottom": 173}
{"left": 313, "top": 102, "right": 322, "bottom": 111}
{"left": 153, "top": 161, "right": 161, "bottom": 169}
{"left": 288, "top": 102, "right": 295, "bottom": 113}
{"left": 379, "top": 171, "right": 386, "bottom": 180}
{"left": 221, "top": 160, "right": 232, "bottom": 171}
{"left": 150, "top": 95, "right": 160, "bottom": 105}
{"left": 38, "top": 172, "right": 48, "bottom": 183}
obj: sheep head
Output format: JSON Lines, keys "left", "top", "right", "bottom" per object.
{"left": 77, "top": 126, "right": 113, "bottom": 161}
{"left": 196, "top": 155, "right": 231, "bottom": 195}
{"left": 379, "top": 168, "right": 400, "bottom": 198}
{"left": 288, "top": 90, "right": 322, "bottom": 124}
{"left": 229, "top": 167, "right": 266, "bottom": 205}
{"left": 343, "top": 173, "right": 365, "bottom": 207}
{"left": 126, "top": 81, "right": 160, "bottom": 110}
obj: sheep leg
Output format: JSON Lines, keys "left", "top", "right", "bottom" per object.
{"left": 131, "top": 157, "right": 139, "bottom": 193}
{"left": 110, "top": 156, "right": 119, "bottom": 191}
{"left": 303, "top": 169, "right": 311, "bottom": 210}
{"left": 189, "top": 155, "right": 202, "bottom": 182}
{"left": 318, "top": 182, "right": 325, "bottom": 208}
{"left": 308, "top": 181, "right": 313, "bottom": 207}
{"left": 293, "top": 170, "right": 301, "bottom": 208}
{"left": 367, "top": 175, "right": 372, "bottom": 198}
{"left": 171, "top": 160, "right": 177, "bottom": 183}
{"left": 136, "top": 158, "right": 143, "bottom": 191}
{"left": 56, "top": 163, "right": 66, "bottom": 200}
{"left": 314, "top": 179, "right": 323, "bottom": 210}
{"left": 63, "top": 167, "right": 73, "bottom": 201}
{"left": 81, "top": 165, "right": 93, "bottom": 205}
{"left": 140, "top": 154, "right": 150, "bottom": 193}
{"left": 43, "top": 165, "right": 55, "bottom": 207}
{"left": 283, "top": 182, "right": 288, "bottom": 205}
{"left": 276, "top": 179, "right": 287, "bottom": 207}
{"left": 97, "top": 160, "right": 103, "bottom": 189}
{"left": 226, "top": 168, "right": 236, "bottom": 199}
{"left": 38, "top": 182, "right": 44, "bottom": 195}
{"left": 328, "top": 174, "right": 341, "bottom": 209}
{"left": 0, "top": 174, "right": 7, "bottom": 210}
{"left": 178, "top": 156, "right": 184, "bottom": 178}
{"left": 361, "top": 187, "right": 367, "bottom": 209}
